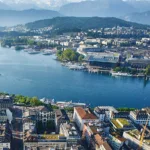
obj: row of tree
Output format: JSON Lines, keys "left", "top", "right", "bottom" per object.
{"left": 14, "top": 95, "right": 43, "bottom": 106}
{"left": 56, "top": 49, "right": 84, "bottom": 62}
{"left": 114, "top": 65, "right": 150, "bottom": 76}
{"left": 113, "top": 67, "right": 144, "bottom": 75}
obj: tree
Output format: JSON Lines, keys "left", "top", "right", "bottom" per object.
{"left": 78, "top": 55, "right": 84, "bottom": 62}
{"left": 145, "top": 65, "right": 150, "bottom": 76}
{"left": 113, "top": 67, "right": 121, "bottom": 72}
{"left": 27, "top": 39, "right": 35, "bottom": 46}
{"left": 56, "top": 49, "right": 83, "bottom": 62}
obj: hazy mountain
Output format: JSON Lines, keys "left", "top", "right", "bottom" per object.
{"left": 59, "top": 0, "right": 136, "bottom": 17}
{"left": 26, "top": 17, "right": 149, "bottom": 31}
{"left": 0, "top": 9, "right": 62, "bottom": 26}
{"left": 0, "top": 2, "right": 10, "bottom": 10}
{"left": 126, "top": 0, "right": 150, "bottom": 12}
{"left": 123, "top": 11, "right": 150, "bottom": 25}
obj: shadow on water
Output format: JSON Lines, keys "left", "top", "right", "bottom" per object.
{"left": 143, "top": 78, "right": 150, "bottom": 88}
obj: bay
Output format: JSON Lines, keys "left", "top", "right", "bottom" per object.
{"left": 0, "top": 46, "right": 149, "bottom": 108}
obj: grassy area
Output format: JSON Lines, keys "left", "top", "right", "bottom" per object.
{"left": 117, "top": 118, "right": 129, "bottom": 126}
{"left": 111, "top": 118, "right": 130, "bottom": 129}
{"left": 111, "top": 119, "right": 122, "bottom": 129}
{"left": 41, "top": 134, "right": 59, "bottom": 140}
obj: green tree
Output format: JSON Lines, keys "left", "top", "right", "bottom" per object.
{"left": 78, "top": 55, "right": 84, "bottom": 62}
{"left": 113, "top": 67, "right": 121, "bottom": 72}
{"left": 145, "top": 65, "right": 150, "bottom": 76}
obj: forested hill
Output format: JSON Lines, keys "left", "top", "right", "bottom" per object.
{"left": 26, "top": 17, "right": 149, "bottom": 30}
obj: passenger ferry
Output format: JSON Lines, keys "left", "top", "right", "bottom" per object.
{"left": 111, "top": 72, "right": 132, "bottom": 77}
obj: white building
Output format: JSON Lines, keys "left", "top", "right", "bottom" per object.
{"left": 73, "top": 107, "right": 99, "bottom": 131}
{"left": 129, "top": 108, "right": 150, "bottom": 126}
{"left": 94, "top": 106, "right": 118, "bottom": 121}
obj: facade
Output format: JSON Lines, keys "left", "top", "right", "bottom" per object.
{"left": 0, "top": 123, "right": 11, "bottom": 150}
{"left": 24, "top": 134, "right": 67, "bottom": 150}
{"left": 108, "top": 134, "right": 126, "bottom": 150}
{"left": 36, "top": 106, "right": 55, "bottom": 125}
{"left": 94, "top": 106, "right": 118, "bottom": 121}
{"left": 85, "top": 53, "right": 120, "bottom": 68}
{"left": 0, "top": 96, "right": 13, "bottom": 110}
{"left": 127, "top": 58, "right": 150, "bottom": 68}
{"left": 0, "top": 110, "right": 8, "bottom": 123}
{"left": 55, "top": 109, "right": 70, "bottom": 133}
{"left": 129, "top": 109, "right": 150, "bottom": 126}
{"left": 23, "top": 106, "right": 55, "bottom": 126}
{"left": 113, "top": 111, "right": 129, "bottom": 119}
{"left": 73, "top": 107, "right": 99, "bottom": 131}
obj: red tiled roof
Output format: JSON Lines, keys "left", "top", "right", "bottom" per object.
{"left": 94, "top": 134, "right": 112, "bottom": 150}
{"left": 103, "top": 141, "right": 112, "bottom": 150}
{"left": 94, "top": 134, "right": 103, "bottom": 146}
{"left": 75, "top": 107, "right": 97, "bottom": 120}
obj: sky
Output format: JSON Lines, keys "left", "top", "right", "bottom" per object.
{"left": 0, "top": 0, "right": 149, "bottom": 9}
{"left": 0, "top": 0, "right": 85, "bottom": 8}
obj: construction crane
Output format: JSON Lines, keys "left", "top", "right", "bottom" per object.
{"left": 138, "top": 116, "right": 149, "bottom": 150}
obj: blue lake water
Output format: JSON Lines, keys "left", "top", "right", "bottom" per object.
{"left": 0, "top": 46, "right": 149, "bottom": 108}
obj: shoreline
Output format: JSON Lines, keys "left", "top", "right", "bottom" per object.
{"left": 60, "top": 61, "right": 149, "bottom": 80}
{"left": 1, "top": 46, "right": 149, "bottom": 80}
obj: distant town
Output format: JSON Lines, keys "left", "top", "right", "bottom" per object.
{"left": 1, "top": 25, "right": 150, "bottom": 78}
{"left": 0, "top": 93, "right": 150, "bottom": 150}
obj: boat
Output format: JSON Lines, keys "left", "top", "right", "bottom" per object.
{"left": 28, "top": 50, "right": 40, "bottom": 54}
{"left": 68, "top": 64, "right": 85, "bottom": 70}
{"left": 43, "top": 51, "right": 53, "bottom": 55}
{"left": 111, "top": 72, "right": 132, "bottom": 77}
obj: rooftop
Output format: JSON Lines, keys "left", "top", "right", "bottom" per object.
{"left": 85, "top": 53, "right": 120, "bottom": 63}
{"left": 117, "top": 118, "right": 130, "bottom": 126}
{"left": 111, "top": 118, "right": 131, "bottom": 129}
{"left": 75, "top": 107, "right": 98, "bottom": 120}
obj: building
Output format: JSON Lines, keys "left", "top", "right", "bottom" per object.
{"left": 0, "top": 96, "right": 13, "bottom": 110}
{"left": 123, "top": 129, "right": 150, "bottom": 150}
{"left": 55, "top": 109, "right": 70, "bottom": 133}
{"left": 0, "top": 123, "right": 11, "bottom": 150}
{"left": 94, "top": 106, "right": 118, "bottom": 121}
{"left": 60, "top": 122, "right": 80, "bottom": 146}
{"left": 108, "top": 133, "right": 126, "bottom": 150}
{"left": 24, "top": 133, "right": 67, "bottom": 150}
{"left": 113, "top": 111, "right": 129, "bottom": 119}
{"left": 0, "top": 110, "right": 8, "bottom": 123}
{"left": 127, "top": 58, "right": 150, "bottom": 68}
{"left": 129, "top": 108, "right": 150, "bottom": 126}
{"left": 82, "top": 123, "right": 104, "bottom": 147}
{"left": 36, "top": 106, "right": 55, "bottom": 125}
{"left": 92, "top": 134, "right": 112, "bottom": 150}
{"left": 73, "top": 107, "right": 99, "bottom": 131}
{"left": 85, "top": 53, "right": 120, "bottom": 68}
{"left": 23, "top": 106, "right": 55, "bottom": 126}
{"left": 111, "top": 118, "right": 134, "bottom": 132}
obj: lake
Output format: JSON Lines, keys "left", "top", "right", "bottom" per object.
{"left": 0, "top": 46, "right": 149, "bottom": 108}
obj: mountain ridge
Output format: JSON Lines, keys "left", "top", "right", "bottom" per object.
{"left": 0, "top": 9, "right": 62, "bottom": 26}
{"left": 59, "top": 0, "right": 136, "bottom": 17}
{"left": 26, "top": 16, "right": 149, "bottom": 31}
{"left": 123, "top": 11, "right": 150, "bottom": 25}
